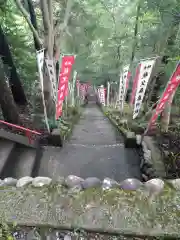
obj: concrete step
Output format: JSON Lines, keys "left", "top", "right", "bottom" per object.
{"left": 4, "top": 144, "right": 37, "bottom": 179}
{"left": 0, "top": 139, "right": 16, "bottom": 176}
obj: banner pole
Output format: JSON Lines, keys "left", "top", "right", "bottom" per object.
{"left": 72, "top": 70, "right": 77, "bottom": 106}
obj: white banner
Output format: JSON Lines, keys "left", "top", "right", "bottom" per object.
{"left": 36, "top": 49, "right": 50, "bottom": 132}
{"left": 98, "top": 85, "right": 105, "bottom": 105}
{"left": 36, "top": 49, "right": 44, "bottom": 85}
{"left": 122, "top": 65, "right": 130, "bottom": 96}
{"left": 118, "top": 74, "right": 124, "bottom": 111}
{"left": 107, "top": 82, "right": 110, "bottom": 106}
{"left": 133, "top": 59, "right": 156, "bottom": 119}
{"left": 72, "top": 71, "right": 77, "bottom": 106}
{"left": 118, "top": 65, "right": 129, "bottom": 111}
{"left": 45, "top": 59, "right": 57, "bottom": 102}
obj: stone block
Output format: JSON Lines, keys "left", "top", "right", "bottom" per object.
{"left": 39, "top": 129, "right": 63, "bottom": 147}
{"left": 142, "top": 140, "right": 148, "bottom": 151}
{"left": 143, "top": 149, "right": 152, "bottom": 164}
{"left": 136, "top": 134, "right": 142, "bottom": 145}
{"left": 143, "top": 136, "right": 166, "bottom": 178}
{"left": 124, "top": 131, "right": 136, "bottom": 148}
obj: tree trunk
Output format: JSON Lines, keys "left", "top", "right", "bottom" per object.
{"left": 0, "top": 58, "right": 21, "bottom": 124}
{"left": 40, "top": 0, "right": 53, "bottom": 58}
{"left": 130, "top": 0, "right": 141, "bottom": 65}
{"left": 0, "top": 25, "right": 27, "bottom": 105}
{"left": 26, "top": 0, "right": 41, "bottom": 51}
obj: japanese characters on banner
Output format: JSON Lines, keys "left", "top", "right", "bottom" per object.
{"left": 133, "top": 59, "right": 156, "bottom": 119}
{"left": 130, "top": 63, "right": 141, "bottom": 105}
{"left": 118, "top": 65, "right": 130, "bottom": 111}
{"left": 98, "top": 85, "right": 106, "bottom": 106}
{"left": 122, "top": 65, "right": 130, "bottom": 95}
{"left": 118, "top": 74, "right": 125, "bottom": 111}
{"left": 56, "top": 55, "right": 75, "bottom": 119}
{"left": 145, "top": 62, "right": 180, "bottom": 134}
{"left": 45, "top": 59, "right": 57, "bottom": 102}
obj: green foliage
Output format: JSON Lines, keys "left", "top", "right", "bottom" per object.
{"left": 1, "top": 0, "right": 180, "bottom": 96}
{"left": 55, "top": 0, "right": 180, "bottom": 86}
{"left": 0, "top": 0, "right": 37, "bottom": 93}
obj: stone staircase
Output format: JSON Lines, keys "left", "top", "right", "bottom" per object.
{"left": 0, "top": 129, "right": 43, "bottom": 179}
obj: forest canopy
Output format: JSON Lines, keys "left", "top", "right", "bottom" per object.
{"left": 1, "top": 0, "right": 180, "bottom": 86}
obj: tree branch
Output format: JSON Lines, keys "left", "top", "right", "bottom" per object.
{"left": 14, "top": 0, "right": 42, "bottom": 46}
{"left": 99, "top": 0, "right": 118, "bottom": 39}
{"left": 47, "top": 0, "right": 53, "bottom": 25}
{"left": 40, "top": 0, "right": 54, "bottom": 57}
{"left": 54, "top": 0, "right": 73, "bottom": 58}
{"left": 130, "top": 0, "right": 141, "bottom": 64}
{"left": 47, "top": 0, "right": 55, "bottom": 56}
{"left": 40, "top": 0, "right": 51, "bottom": 31}
{"left": 59, "top": 0, "right": 73, "bottom": 35}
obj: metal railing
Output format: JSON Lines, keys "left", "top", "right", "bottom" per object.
{"left": 0, "top": 120, "right": 41, "bottom": 144}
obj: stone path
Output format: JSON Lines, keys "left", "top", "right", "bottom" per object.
{"left": 39, "top": 104, "right": 141, "bottom": 181}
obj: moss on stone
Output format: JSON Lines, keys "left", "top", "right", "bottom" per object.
{"left": 0, "top": 183, "right": 180, "bottom": 237}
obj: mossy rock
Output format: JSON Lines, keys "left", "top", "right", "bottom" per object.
{"left": 0, "top": 181, "right": 180, "bottom": 238}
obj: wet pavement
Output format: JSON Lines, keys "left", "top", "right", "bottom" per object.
{"left": 39, "top": 104, "right": 141, "bottom": 181}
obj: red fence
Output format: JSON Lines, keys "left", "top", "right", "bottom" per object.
{"left": 0, "top": 120, "right": 41, "bottom": 144}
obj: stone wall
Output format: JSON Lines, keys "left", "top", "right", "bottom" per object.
{"left": 136, "top": 135, "right": 166, "bottom": 181}
{"left": 0, "top": 176, "right": 180, "bottom": 239}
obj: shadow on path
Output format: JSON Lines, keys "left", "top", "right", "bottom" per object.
{"left": 39, "top": 104, "right": 141, "bottom": 181}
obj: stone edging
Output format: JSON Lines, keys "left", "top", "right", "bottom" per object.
{"left": 0, "top": 175, "right": 177, "bottom": 193}
{"left": 136, "top": 135, "right": 166, "bottom": 181}
{"left": 99, "top": 105, "right": 166, "bottom": 181}
{"left": 101, "top": 107, "right": 137, "bottom": 148}
{"left": 59, "top": 111, "right": 81, "bottom": 141}
{"left": 99, "top": 106, "right": 128, "bottom": 137}
{"left": 1, "top": 176, "right": 180, "bottom": 239}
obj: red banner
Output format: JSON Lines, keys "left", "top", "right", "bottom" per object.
{"left": 145, "top": 62, "right": 180, "bottom": 133}
{"left": 56, "top": 55, "right": 75, "bottom": 119}
{"left": 130, "top": 64, "right": 141, "bottom": 105}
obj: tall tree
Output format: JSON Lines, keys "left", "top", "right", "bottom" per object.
{"left": 0, "top": 58, "right": 21, "bottom": 124}
{"left": 14, "top": 0, "right": 74, "bottom": 116}
{"left": 26, "top": 0, "right": 41, "bottom": 51}
{"left": 0, "top": 24, "right": 27, "bottom": 105}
